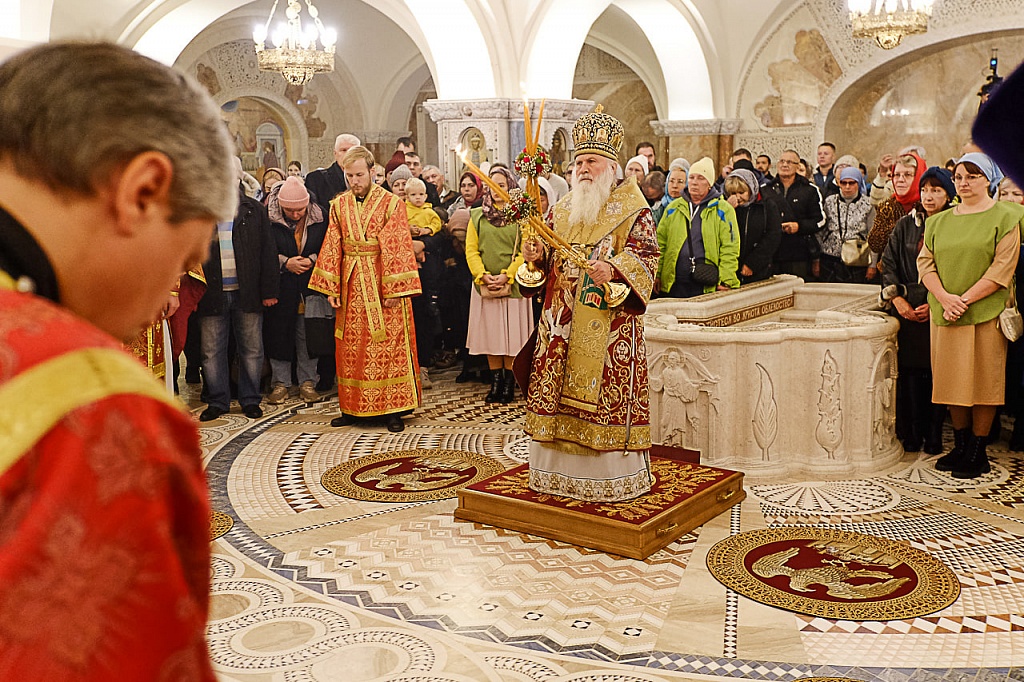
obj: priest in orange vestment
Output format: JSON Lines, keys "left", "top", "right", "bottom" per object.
{"left": 308, "top": 146, "right": 423, "bottom": 432}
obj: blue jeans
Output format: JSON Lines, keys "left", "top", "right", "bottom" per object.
{"left": 200, "top": 290, "right": 264, "bottom": 410}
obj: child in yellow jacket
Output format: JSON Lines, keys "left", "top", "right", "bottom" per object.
{"left": 405, "top": 177, "right": 442, "bottom": 236}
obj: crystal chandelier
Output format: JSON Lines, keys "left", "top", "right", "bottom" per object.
{"left": 848, "top": 0, "right": 934, "bottom": 50}
{"left": 253, "top": 0, "right": 336, "bottom": 85}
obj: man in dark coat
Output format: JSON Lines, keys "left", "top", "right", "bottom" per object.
{"left": 765, "top": 148, "right": 825, "bottom": 279}
{"left": 195, "top": 189, "right": 280, "bottom": 421}
{"left": 305, "top": 133, "right": 359, "bottom": 215}
{"left": 263, "top": 177, "right": 328, "bottom": 404}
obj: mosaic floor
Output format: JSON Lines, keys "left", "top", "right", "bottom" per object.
{"left": 187, "top": 369, "right": 1024, "bottom": 682}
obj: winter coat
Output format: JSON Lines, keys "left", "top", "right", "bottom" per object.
{"left": 735, "top": 196, "right": 783, "bottom": 283}
{"left": 764, "top": 174, "right": 825, "bottom": 263}
{"left": 263, "top": 190, "right": 328, "bottom": 362}
{"left": 196, "top": 193, "right": 279, "bottom": 316}
{"left": 656, "top": 194, "right": 740, "bottom": 294}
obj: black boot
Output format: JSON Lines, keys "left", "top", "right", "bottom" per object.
{"left": 485, "top": 368, "right": 504, "bottom": 403}
{"left": 935, "top": 427, "right": 969, "bottom": 471}
{"left": 923, "top": 403, "right": 945, "bottom": 455}
{"left": 499, "top": 368, "right": 515, "bottom": 403}
{"left": 952, "top": 433, "right": 991, "bottom": 479}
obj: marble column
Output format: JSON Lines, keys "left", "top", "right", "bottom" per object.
{"left": 650, "top": 119, "right": 743, "bottom": 173}
{"left": 422, "top": 98, "right": 594, "bottom": 187}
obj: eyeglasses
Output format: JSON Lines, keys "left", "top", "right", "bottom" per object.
{"left": 838, "top": 180, "right": 859, "bottom": 186}
{"left": 892, "top": 171, "right": 915, "bottom": 180}
{"left": 953, "top": 173, "right": 985, "bottom": 184}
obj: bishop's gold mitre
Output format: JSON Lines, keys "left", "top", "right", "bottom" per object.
{"left": 571, "top": 104, "right": 624, "bottom": 161}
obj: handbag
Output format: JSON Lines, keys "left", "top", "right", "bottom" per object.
{"left": 841, "top": 238, "right": 871, "bottom": 267}
{"left": 998, "top": 278, "right": 1023, "bottom": 342}
{"left": 478, "top": 281, "right": 512, "bottom": 298}
{"left": 685, "top": 228, "right": 719, "bottom": 286}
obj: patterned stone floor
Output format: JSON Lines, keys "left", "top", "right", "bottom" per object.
{"left": 187, "top": 369, "right": 1024, "bottom": 682}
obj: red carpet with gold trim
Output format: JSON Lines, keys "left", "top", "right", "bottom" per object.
{"left": 467, "top": 458, "right": 738, "bottom": 524}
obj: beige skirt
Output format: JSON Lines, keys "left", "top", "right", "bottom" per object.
{"left": 930, "top": 317, "right": 1007, "bottom": 406}
{"left": 466, "top": 287, "right": 534, "bottom": 357}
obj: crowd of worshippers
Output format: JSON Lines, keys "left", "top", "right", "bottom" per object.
{"left": 169, "top": 131, "right": 1024, "bottom": 477}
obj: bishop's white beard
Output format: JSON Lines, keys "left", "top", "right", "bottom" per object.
{"left": 568, "top": 165, "right": 616, "bottom": 227}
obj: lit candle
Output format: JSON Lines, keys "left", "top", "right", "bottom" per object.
{"left": 523, "top": 98, "right": 534, "bottom": 155}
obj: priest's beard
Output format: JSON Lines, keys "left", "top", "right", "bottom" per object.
{"left": 569, "top": 165, "right": 616, "bottom": 227}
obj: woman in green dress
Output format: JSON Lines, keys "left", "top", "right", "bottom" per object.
{"left": 918, "top": 152, "right": 1024, "bottom": 478}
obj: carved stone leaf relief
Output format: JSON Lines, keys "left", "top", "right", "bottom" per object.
{"left": 815, "top": 350, "right": 843, "bottom": 458}
{"left": 752, "top": 364, "right": 779, "bottom": 461}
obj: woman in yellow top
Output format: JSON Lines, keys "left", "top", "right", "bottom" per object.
{"left": 465, "top": 166, "right": 534, "bottom": 403}
{"left": 919, "top": 152, "right": 1024, "bottom": 479}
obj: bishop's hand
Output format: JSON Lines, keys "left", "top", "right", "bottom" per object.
{"left": 587, "top": 259, "right": 614, "bottom": 286}
{"left": 522, "top": 238, "right": 543, "bottom": 263}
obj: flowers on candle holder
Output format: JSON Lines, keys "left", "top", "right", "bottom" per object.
{"left": 501, "top": 188, "right": 538, "bottom": 224}
{"left": 514, "top": 148, "right": 552, "bottom": 178}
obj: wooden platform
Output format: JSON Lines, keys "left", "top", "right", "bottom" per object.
{"left": 454, "top": 458, "right": 743, "bottom": 560}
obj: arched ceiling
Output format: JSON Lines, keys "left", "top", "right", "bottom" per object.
{"left": 17, "top": 0, "right": 786, "bottom": 120}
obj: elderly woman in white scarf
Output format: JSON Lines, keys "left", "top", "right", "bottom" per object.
{"left": 722, "top": 167, "right": 782, "bottom": 283}
{"left": 624, "top": 155, "right": 648, "bottom": 184}
{"left": 653, "top": 158, "right": 690, "bottom": 224}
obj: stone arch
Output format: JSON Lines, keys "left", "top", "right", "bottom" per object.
{"left": 815, "top": 18, "right": 1024, "bottom": 146}
{"left": 820, "top": 27, "right": 1024, "bottom": 165}
{"left": 378, "top": 60, "right": 434, "bottom": 135}
{"left": 523, "top": 0, "right": 715, "bottom": 119}
{"left": 215, "top": 89, "right": 310, "bottom": 173}
{"left": 107, "top": 0, "right": 495, "bottom": 100}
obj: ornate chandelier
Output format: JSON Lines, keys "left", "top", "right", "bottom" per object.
{"left": 848, "top": 0, "right": 934, "bottom": 50}
{"left": 253, "top": 0, "right": 336, "bottom": 85}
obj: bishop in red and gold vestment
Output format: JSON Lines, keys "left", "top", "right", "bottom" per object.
{"left": 520, "top": 109, "right": 660, "bottom": 502}
{"left": 308, "top": 147, "right": 422, "bottom": 430}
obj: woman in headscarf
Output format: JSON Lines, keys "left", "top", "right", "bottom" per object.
{"left": 880, "top": 167, "right": 956, "bottom": 455}
{"left": 624, "top": 155, "right": 648, "bottom": 184}
{"left": 868, "top": 151, "right": 926, "bottom": 258}
{"left": 815, "top": 167, "right": 876, "bottom": 283}
{"left": 260, "top": 167, "right": 287, "bottom": 204}
{"left": 653, "top": 158, "right": 689, "bottom": 224}
{"left": 447, "top": 171, "right": 482, "bottom": 218}
{"left": 723, "top": 166, "right": 782, "bottom": 284}
{"left": 919, "top": 152, "right": 1024, "bottom": 478}
{"left": 465, "top": 166, "right": 534, "bottom": 403}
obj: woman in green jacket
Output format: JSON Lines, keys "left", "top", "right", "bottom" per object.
{"left": 655, "top": 157, "right": 741, "bottom": 297}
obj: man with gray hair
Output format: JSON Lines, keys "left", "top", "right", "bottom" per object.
{"left": 306, "top": 132, "right": 361, "bottom": 215}
{"left": 520, "top": 108, "right": 660, "bottom": 502}
{"left": 0, "top": 41, "right": 235, "bottom": 678}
